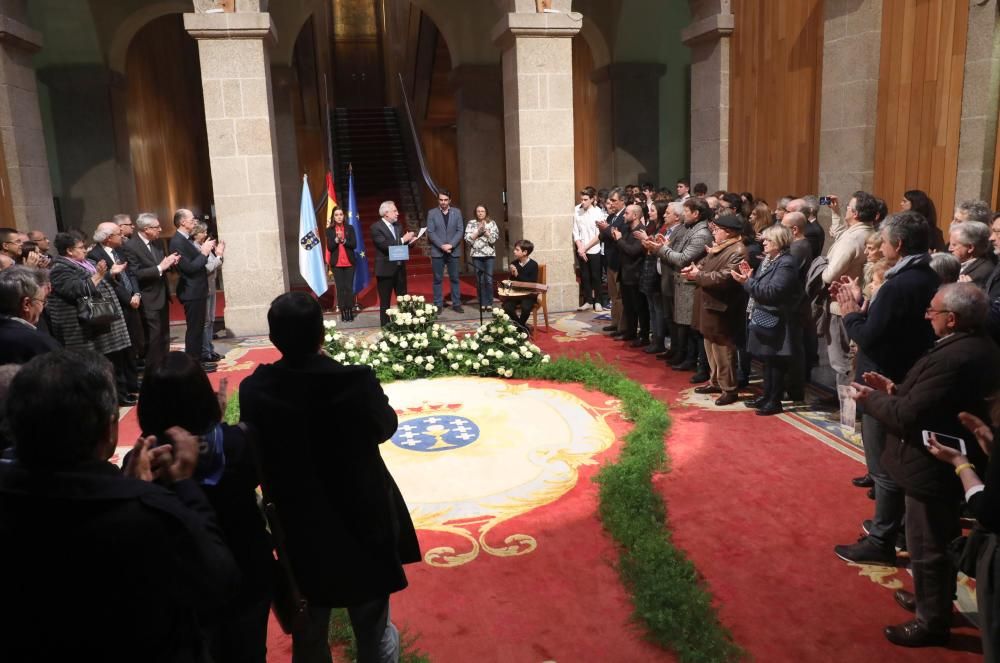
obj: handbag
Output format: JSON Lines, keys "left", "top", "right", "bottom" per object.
{"left": 750, "top": 305, "right": 780, "bottom": 329}
{"left": 76, "top": 294, "right": 117, "bottom": 327}
{"left": 239, "top": 422, "right": 310, "bottom": 634}
{"left": 948, "top": 524, "right": 993, "bottom": 579}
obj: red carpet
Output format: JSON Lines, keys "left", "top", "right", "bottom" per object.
{"left": 115, "top": 319, "right": 984, "bottom": 661}
{"left": 534, "top": 324, "right": 983, "bottom": 661}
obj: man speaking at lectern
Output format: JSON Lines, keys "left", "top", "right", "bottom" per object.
{"left": 371, "top": 200, "right": 415, "bottom": 326}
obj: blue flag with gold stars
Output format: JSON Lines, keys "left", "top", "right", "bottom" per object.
{"left": 298, "top": 175, "right": 328, "bottom": 296}
{"left": 346, "top": 170, "right": 370, "bottom": 293}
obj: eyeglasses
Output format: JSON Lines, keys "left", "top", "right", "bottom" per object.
{"left": 119, "top": 222, "right": 134, "bottom": 227}
{"left": 925, "top": 307, "right": 952, "bottom": 315}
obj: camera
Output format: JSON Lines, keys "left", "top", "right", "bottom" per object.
{"left": 819, "top": 196, "right": 832, "bottom": 206}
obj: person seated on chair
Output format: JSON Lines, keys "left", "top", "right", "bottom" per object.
{"left": 503, "top": 239, "right": 538, "bottom": 333}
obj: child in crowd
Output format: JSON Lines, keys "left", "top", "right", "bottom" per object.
{"left": 503, "top": 239, "right": 539, "bottom": 333}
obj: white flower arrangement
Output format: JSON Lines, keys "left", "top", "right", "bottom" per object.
{"left": 322, "top": 296, "right": 548, "bottom": 381}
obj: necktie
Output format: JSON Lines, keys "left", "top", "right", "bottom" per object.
{"left": 113, "top": 249, "right": 135, "bottom": 295}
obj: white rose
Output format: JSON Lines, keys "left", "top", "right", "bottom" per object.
{"left": 542, "top": 355, "right": 550, "bottom": 363}
{"left": 451, "top": 362, "right": 459, "bottom": 370}
{"left": 334, "top": 353, "right": 346, "bottom": 362}
{"left": 324, "top": 334, "right": 333, "bottom": 342}
{"left": 400, "top": 340, "right": 409, "bottom": 349}
{"left": 380, "top": 342, "right": 389, "bottom": 352}
{"left": 495, "top": 350, "right": 504, "bottom": 359}
{"left": 472, "top": 361, "right": 480, "bottom": 369}
{"left": 481, "top": 358, "right": 490, "bottom": 366}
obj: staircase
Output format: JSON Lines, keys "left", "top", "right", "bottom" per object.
{"left": 331, "top": 107, "right": 432, "bottom": 281}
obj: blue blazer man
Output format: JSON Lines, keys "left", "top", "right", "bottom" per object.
{"left": 426, "top": 190, "right": 464, "bottom": 311}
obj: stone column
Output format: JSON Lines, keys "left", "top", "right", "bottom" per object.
{"left": 270, "top": 62, "right": 306, "bottom": 288}
{"left": 682, "top": 1, "right": 733, "bottom": 190}
{"left": 492, "top": 10, "right": 581, "bottom": 311}
{"left": 184, "top": 8, "right": 289, "bottom": 336}
{"left": 0, "top": 6, "right": 56, "bottom": 234}
{"left": 955, "top": 0, "right": 1000, "bottom": 204}
{"left": 450, "top": 63, "right": 508, "bottom": 259}
{"left": 817, "top": 0, "right": 883, "bottom": 205}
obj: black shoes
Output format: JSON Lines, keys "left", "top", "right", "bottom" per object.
{"left": 602, "top": 324, "right": 618, "bottom": 332}
{"left": 744, "top": 396, "right": 765, "bottom": 409}
{"left": 893, "top": 589, "right": 916, "bottom": 613}
{"left": 201, "top": 352, "right": 223, "bottom": 363}
{"left": 629, "top": 338, "right": 648, "bottom": 348}
{"left": 201, "top": 362, "right": 218, "bottom": 374}
{"left": 867, "top": 487, "right": 876, "bottom": 500}
{"left": 689, "top": 372, "right": 710, "bottom": 383}
{"left": 453, "top": 305, "right": 464, "bottom": 313}
{"left": 715, "top": 392, "right": 739, "bottom": 406}
{"left": 693, "top": 384, "right": 722, "bottom": 395}
{"left": 883, "top": 620, "right": 948, "bottom": 648}
{"left": 118, "top": 394, "right": 138, "bottom": 406}
{"left": 755, "top": 402, "right": 783, "bottom": 416}
{"left": 852, "top": 473, "right": 875, "bottom": 488}
{"left": 671, "top": 359, "right": 696, "bottom": 371}
{"left": 833, "top": 536, "right": 896, "bottom": 565}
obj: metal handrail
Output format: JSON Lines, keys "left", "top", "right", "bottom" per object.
{"left": 397, "top": 73, "right": 441, "bottom": 197}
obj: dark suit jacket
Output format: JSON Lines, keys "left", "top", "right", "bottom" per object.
{"left": 239, "top": 355, "right": 420, "bottom": 606}
{"left": 0, "top": 459, "right": 238, "bottom": 662}
{"left": 843, "top": 257, "right": 938, "bottom": 382}
{"left": 868, "top": 332, "right": 1000, "bottom": 502}
{"left": 325, "top": 224, "right": 357, "bottom": 267}
{"left": 168, "top": 231, "right": 208, "bottom": 302}
{"left": 426, "top": 206, "right": 464, "bottom": 258}
{"left": 962, "top": 255, "right": 997, "bottom": 289}
{"left": 120, "top": 235, "right": 169, "bottom": 311}
{"left": 743, "top": 251, "right": 803, "bottom": 357}
{"left": 371, "top": 219, "right": 410, "bottom": 278}
{"left": 0, "top": 318, "right": 60, "bottom": 364}
{"left": 599, "top": 209, "right": 627, "bottom": 270}
{"left": 86, "top": 245, "right": 134, "bottom": 309}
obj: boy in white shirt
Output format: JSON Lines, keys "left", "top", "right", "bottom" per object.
{"left": 573, "top": 186, "right": 606, "bottom": 311}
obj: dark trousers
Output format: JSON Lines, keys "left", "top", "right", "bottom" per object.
{"left": 333, "top": 266, "right": 356, "bottom": 311}
{"left": 503, "top": 294, "right": 537, "bottom": 332}
{"left": 761, "top": 355, "right": 789, "bottom": 406}
{"left": 862, "top": 410, "right": 904, "bottom": 549}
{"left": 579, "top": 254, "right": 601, "bottom": 304}
{"left": 105, "top": 347, "right": 133, "bottom": 398}
{"left": 207, "top": 598, "right": 270, "bottom": 663}
{"left": 636, "top": 290, "right": 650, "bottom": 340}
{"left": 377, "top": 269, "right": 407, "bottom": 326}
{"left": 182, "top": 297, "right": 207, "bottom": 359}
{"left": 293, "top": 598, "right": 396, "bottom": 663}
{"left": 905, "top": 494, "right": 961, "bottom": 634}
{"left": 620, "top": 282, "right": 640, "bottom": 338}
{"left": 431, "top": 253, "right": 461, "bottom": 307}
{"left": 786, "top": 322, "right": 805, "bottom": 397}
{"left": 140, "top": 302, "right": 170, "bottom": 369}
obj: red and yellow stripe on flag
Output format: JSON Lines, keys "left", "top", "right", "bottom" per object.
{"left": 325, "top": 172, "right": 338, "bottom": 223}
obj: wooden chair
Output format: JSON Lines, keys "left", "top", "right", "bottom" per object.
{"left": 531, "top": 263, "right": 549, "bottom": 331}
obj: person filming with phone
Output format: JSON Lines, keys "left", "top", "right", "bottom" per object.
{"left": 847, "top": 282, "right": 1000, "bottom": 648}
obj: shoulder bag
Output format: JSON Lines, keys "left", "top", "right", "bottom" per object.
{"left": 77, "top": 293, "right": 117, "bottom": 327}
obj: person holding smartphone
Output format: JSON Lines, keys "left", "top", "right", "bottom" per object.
{"left": 847, "top": 283, "right": 1000, "bottom": 648}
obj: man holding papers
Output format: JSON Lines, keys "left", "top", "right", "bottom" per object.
{"left": 371, "top": 200, "right": 417, "bottom": 326}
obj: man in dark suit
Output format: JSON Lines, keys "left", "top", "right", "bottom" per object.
{"left": 851, "top": 283, "right": 1000, "bottom": 648}
{"left": 949, "top": 220, "right": 996, "bottom": 288}
{"left": 169, "top": 208, "right": 216, "bottom": 371}
{"left": 0, "top": 266, "right": 59, "bottom": 364}
{"left": 120, "top": 213, "right": 179, "bottom": 370}
{"left": 240, "top": 293, "right": 419, "bottom": 663}
{"left": 426, "top": 189, "right": 465, "bottom": 313}
{"left": 88, "top": 221, "right": 142, "bottom": 397}
{"left": 370, "top": 200, "right": 415, "bottom": 326}
{"left": 597, "top": 187, "right": 627, "bottom": 333}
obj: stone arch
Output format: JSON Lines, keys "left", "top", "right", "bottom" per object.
{"left": 270, "top": 4, "right": 319, "bottom": 66}
{"left": 106, "top": 1, "right": 190, "bottom": 74}
{"left": 577, "top": 13, "right": 610, "bottom": 70}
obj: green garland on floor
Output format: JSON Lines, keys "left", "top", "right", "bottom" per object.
{"left": 522, "top": 355, "right": 743, "bottom": 663}
{"left": 223, "top": 354, "right": 742, "bottom": 662}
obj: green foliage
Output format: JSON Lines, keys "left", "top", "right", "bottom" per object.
{"left": 529, "top": 356, "right": 744, "bottom": 662}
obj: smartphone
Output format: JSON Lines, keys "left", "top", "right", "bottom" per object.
{"left": 922, "top": 430, "right": 967, "bottom": 456}
{"left": 819, "top": 195, "right": 832, "bottom": 206}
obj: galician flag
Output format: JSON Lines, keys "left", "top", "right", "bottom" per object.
{"left": 298, "top": 175, "right": 328, "bottom": 296}
{"left": 346, "top": 167, "right": 370, "bottom": 293}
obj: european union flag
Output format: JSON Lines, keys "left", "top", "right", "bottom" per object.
{"left": 346, "top": 170, "right": 371, "bottom": 293}
{"left": 298, "top": 175, "right": 328, "bottom": 296}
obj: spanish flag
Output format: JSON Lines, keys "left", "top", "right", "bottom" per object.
{"left": 325, "top": 172, "right": 339, "bottom": 223}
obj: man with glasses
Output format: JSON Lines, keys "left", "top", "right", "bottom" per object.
{"left": 0, "top": 266, "right": 59, "bottom": 364}
{"left": 113, "top": 214, "right": 135, "bottom": 240}
{"left": 120, "top": 213, "right": 179, "bottom": 369}
{"left": 849, "top": 283, "right": 1000, "bottom": 647}
{"left": 0, "top": 228, "right": 23, "bottom": 263}
{"left": 26, "top": 230, "right": 50, "bottom": 256}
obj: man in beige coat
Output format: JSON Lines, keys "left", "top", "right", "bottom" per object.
{"left": 822, "top": 191, "right": 877, "bottom": 386}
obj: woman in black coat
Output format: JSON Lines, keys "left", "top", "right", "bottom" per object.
{"left": 326, "top": 207, "right": 357, "bottom": 321}
{"left": 136, "top": 352, "right": 274, "bottom": 663}
{"left": 732, "top": 224, "right": 803, "bottom": 416}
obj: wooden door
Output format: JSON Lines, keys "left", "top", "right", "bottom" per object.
{"left": 333, "top": 0, "right": 385, "bottom": 107}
